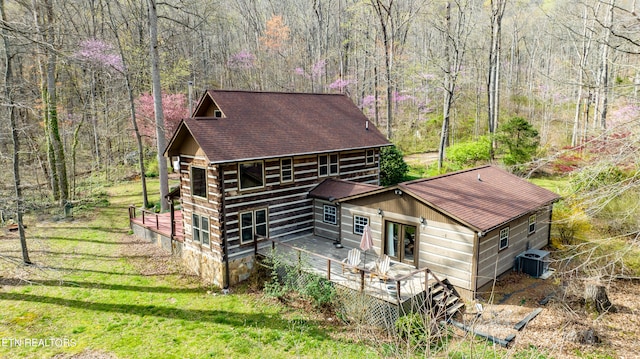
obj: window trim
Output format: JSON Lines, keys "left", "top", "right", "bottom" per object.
{"left": 192, "top": 213, "right": 210, "bottom": 246}
{"left": 323, "top": 205, "right": 337, "bottom": 225}
{"left": 365, "top": 149, "right": 375, "bottom": 165}
{"left": 499, "top": 227, "right": 509, "bottom": 250}
{"left": 191, "top": 166, "right": 207, "bottom": 198}
{"left": 528, "top": 214, "right": 536, "bottom": 234}
{"left": 280, "top": 158, "right": 293, "bottom": 183}
{"left": 353, "top": 215, "right": 369, "bottom": 235}
{"left": 239, "top": 208, "right": 269, "bottom": 245}
{"left": 238, "top": 160, "right": 265, "bottom": 191}
{"left": 318, "top": 154, "right": 339, "bottom": 177}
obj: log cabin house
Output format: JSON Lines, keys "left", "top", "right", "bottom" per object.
{"left": 162, "top": 90, "right": 391, "bottom": 288}
{"left": 132, "top": 89, "right": 560, "bottom": 300}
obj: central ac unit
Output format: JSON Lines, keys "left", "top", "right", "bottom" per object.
{"left": 516, "top": 249, "right": 550, "bottom": 278}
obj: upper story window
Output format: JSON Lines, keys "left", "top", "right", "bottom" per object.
{"left": 499, "top": 227, "right": 509, "bottom": 250}
{"left": 239, "top": 161, "right": 264, "bottom": 190}
{"left": 323, "top": 205, "right": 337, "bottom": 225}
{"left": 366, "top": 149, "right": 375, "bottom": 164}
{"left": 191, "top": 166, "right": 207, "bottom": 198}
{"left": 281, "top": 158, "right": 293, "bottom": 183}
{"left": 528, "top": 214, "right": 537, "bottom": 234}
{"left": 319, "top": 154, "right": 339, "bottom": 177}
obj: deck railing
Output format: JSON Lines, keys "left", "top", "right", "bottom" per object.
{"left": 256, "top": 237, "right": 454, "bottom": 303}
{"left": 128, "top": 205, "right": 179, "bottom": 239}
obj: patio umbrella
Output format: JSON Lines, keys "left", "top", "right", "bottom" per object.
{"left": 359, "top": 224, "right": 374, "bottom": 264}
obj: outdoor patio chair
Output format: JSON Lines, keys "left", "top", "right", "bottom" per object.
{"left": 374, "top": 254, "right": 390, "bottom": 281}
{"left": 341, "top": 248, "right": 361, "bottom": 274}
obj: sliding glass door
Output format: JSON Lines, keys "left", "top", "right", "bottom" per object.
{"left": 384, "top": 221, "right": 416, "bottom": 265}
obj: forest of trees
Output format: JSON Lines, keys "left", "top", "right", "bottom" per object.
{"left": 0, "top": 0, "right": 639, "bottom": 227}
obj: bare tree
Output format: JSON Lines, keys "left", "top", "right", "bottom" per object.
{"left": 147, "top": 0, "right": 169, "bottom": 211}
{"left": 436, "top": 0, "right": 474, "bottom": 170}
{"left": 107, "top": 1, "right": 149, "bottom": 208}
{"left": 1, "top": 0, "right": 31, "bottom": 264}
{"left": 487, "top": 0, "right": 506, "bottom": 158}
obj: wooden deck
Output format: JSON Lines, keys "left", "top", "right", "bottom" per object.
{"left": 257, "top": 234, "right": 441, "bottom": 304}
{"left": 128, "top": 207, "right": 184, "bottom": 242}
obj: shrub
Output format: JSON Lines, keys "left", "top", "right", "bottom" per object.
{"left": 394, "top": 313, "right": 447, "bottom": 351}
{"left": 380, "top": 146, "right": 409, "bottom": 186}
{"left": 551, "top": 201, "right": 592, "bottom": 246}
{"left": 300, "top": 275, "right": 335, "bottom": 309}
{"left": 145, "top": 158, "right": 159, "bottom": 178}
{"left": 570, "top": 165, "right": 629, "bottom": 192}
{"left": 446, "top": 136, "right": 491, "bottom": 168}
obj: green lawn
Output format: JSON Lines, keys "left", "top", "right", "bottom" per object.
{"left": 0, "top": 179, "right": 377, "bottom": 358}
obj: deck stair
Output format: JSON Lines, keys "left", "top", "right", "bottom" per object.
{"left": 427, "top": 280, "right": 464, "bottom": 319}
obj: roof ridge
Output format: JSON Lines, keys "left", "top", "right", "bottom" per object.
{"left": 209, "top": 89, "right": 347, "bottom": 97}
{"left": 401, "top": 165, "right": 492, "bottom": 186}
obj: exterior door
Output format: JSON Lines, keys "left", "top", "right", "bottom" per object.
{"left": 384, "top": 221, "right": 417, "bottom": 265}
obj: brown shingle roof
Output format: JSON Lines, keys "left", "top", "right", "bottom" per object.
{"left": 309, "top": 178, "right": 381, "bottom": 201}
{"left": 166, "top": 90, "right": 390, "bottom": 163}
{"left": 399, "top": 166, "right": 560, "bottom": 233}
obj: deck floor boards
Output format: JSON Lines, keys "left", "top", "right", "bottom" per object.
{"left": 258, "top": 234, "right": 435, "bottom": 304}
{"left": 130, "top": 210, "right": 184, "bottom": 242}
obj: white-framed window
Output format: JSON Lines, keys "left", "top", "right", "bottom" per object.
{"left": 528, "top": 214, "right": 536, "bottom": 234}
{"left": 240, "top": 208, "right": 268, "bottom": 244}
{"left": 281, "top": 158, "right": 293, "bottom": 183}
{"left": 323, "top": 205, "right": 337, "bottom": 225}
{"left": 499, "top": 227, "right": 509, "bottom": 250}
{"left": 353, "top": 215, "right": 369, "bottom": 235}
{"left": 318, "top": 154, "right": 339, "bottom": 177}
{"left": 191, "top": 166, "right": 207, "bottom": 198}
{"left": 366, "top": 149, "right": 375, "bottom": 164}
{"left": 238, "top": 161, "right": 264, "bottom": 190}
{"left": 192, "top": 213, "right": 210, "bottom": 246}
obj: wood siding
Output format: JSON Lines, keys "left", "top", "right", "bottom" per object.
{"left": 476, "top": 206, "right": 553, "bottom": 290}
{"left": 179, "top": 155, "right": 224, "bottom": 263}
{"left": 341, "top": 193, "right": 475, "bottom": 290}
{"left": 215, "top": 149, "right": 381, "bottom": 261}
{"left": 312, "top": 199, "right": 340, "bottom": 240}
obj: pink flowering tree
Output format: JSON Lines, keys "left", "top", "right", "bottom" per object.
{"left": 73, "top": 39, "right": 124, "bottom": 72}
{"left": 293, "top": 60, "right": 326, "bottom": 91}
{"left": 327, "top": 78, "right": 355, "bottom": 94}
{"left": 135, "top": 93, "right": 188, "bottom": 145}
{"left": 360, "top": 95, "right": 378, "bottom": 118}
{"left": 227, "top": 50, "right": 256, "bottom": 70}
{"left": 293, "top": 60, "right": 326, "bottom": 79}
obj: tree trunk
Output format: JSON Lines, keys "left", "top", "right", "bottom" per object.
{"left": 107, "top": 1, "right": 149, "bottom": 208}
{"left": 584, "top": 283, "right": 616, "bottom": 313}
{"left": 2, "top": 0, "right": 31, "bottom": 265}
{"left": 147, "top": 0, "right": 169, "bottom": 211}
{"left": 487, "top": 0, "right": 506, "bottom": 159}
{"left": 438, "top": 2, "right": 452, "bottom": 171}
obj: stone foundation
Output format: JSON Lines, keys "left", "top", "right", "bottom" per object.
{"left": 182, "top": 246, "right": 225, "bottom": 287}
{"left": 182, "top": 245, "right": 256, "bottom": 288}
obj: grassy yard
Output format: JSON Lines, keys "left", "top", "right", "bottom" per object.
{"left": 0, "top": 179, "right": 377, "bottom": 359}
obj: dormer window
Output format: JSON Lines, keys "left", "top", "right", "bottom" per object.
{"left": 214, "top": 109, "right": 222, "bottom": 117}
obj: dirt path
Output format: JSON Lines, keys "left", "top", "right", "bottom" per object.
{"left": 404, "top": 152, "right": 439, "bottom": 166}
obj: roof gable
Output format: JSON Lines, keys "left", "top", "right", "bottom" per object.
{"left": 165, "top": 90, "right": 390, "bottom": 163}
{"left": 399, "top": 166, "right": 560, "bottom": 232}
